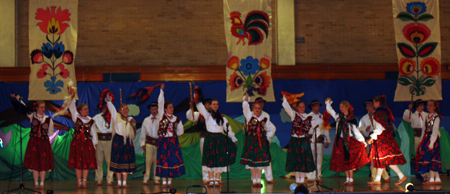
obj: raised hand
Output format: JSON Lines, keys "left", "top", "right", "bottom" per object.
{"left": 161, "top": 83, "right": 165, "bottom": 91}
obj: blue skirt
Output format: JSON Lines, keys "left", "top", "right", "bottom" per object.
{"left": 110, "top": 134, "right": 136, "bottom": 173}
{"left": 416, "top": 136, "right": 442, "bottom": 173}
{"left": 156, "top": 137, "right": 185, "bottom": 178}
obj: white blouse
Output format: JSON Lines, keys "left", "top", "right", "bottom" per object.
{"left": 325, "top": 101, "right": 365, "bottom": 144}
{"left": 157, "top": 89, "right": 184, "bottom": 137}
{"left": 282, "top": 97, "right": 317, "bottom": 138}
{"left": 106, "top": 101, "right": 135, "bottom": 143}
{"left": 92, "top": 113, "right": 112, "bottom": 134}
{"left": 140, "top": 114, "right": 159, "bottom": 147}
{"left": 196, "top": 103, "right": 237, "bottom": 142}
{"left": 403, "top": 109, "right": 428, "bottom": 139}
{"left": 358, "top": 113, "right": 374, "bottom": 138}
{"left": 69, "top": 99, "right": 98, "bottom": 146}
{"left": 243, "top": 96, "right": 276, "bottom": 141}
{"left": 427, "top": 112, "right": 441, "bottom": 149}
{"left": 308, "top": 112, "right": 330, "bottom": 143}
{"left": 27, "top": 112, "right": 54, "bottom": 137}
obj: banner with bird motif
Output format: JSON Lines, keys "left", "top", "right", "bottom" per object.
{"left": 392, "top": 0, "right": 442, "bottom": 101}
{"left": 29, "top": 0, "right": 78, "bottom": 100}
{"left": 224, "top": 0, "right": 275, "bottom": 102}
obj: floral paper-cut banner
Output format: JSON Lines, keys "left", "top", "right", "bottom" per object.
{"left": 224, "top": 0, "right": 274, "bottom": 102}
{"left": 393, "top": 0, "right": 442, "bottom": 101}
{"left": 29, "top": 1, "right": 78, "bottom": 100}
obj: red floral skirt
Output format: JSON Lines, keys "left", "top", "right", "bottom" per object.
{"left": 23, "top": 137, "right": 54, "bottom": 172}
{"left": 68, "top": 137, "right": 97, "bottom": 170}
{"left": 370, "top": 130, "right": 406, "bottom": 168}
{"left": 330, "top": 137, "right": 370, "bottom": 172}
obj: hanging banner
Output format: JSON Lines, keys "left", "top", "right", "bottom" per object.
{"left": 29, "top": 0, "right": 78, "bottom": 100}
{"left": 224, "top": 0, "right": 275, "bottom": 102}
{"left": 393, "top": 0, "right": 442, "bottom": 101}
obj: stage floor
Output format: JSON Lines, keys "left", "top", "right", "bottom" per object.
{"left": 1, "top": 176, "right": 449, "bottom": 194}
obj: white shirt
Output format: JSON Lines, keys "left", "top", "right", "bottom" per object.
{"left": 282, "top": 97, "right": 317, "bottom": 138}
{"left": 358, "top": 113, "right": 374, "bottom": 137}
{"left": 69, "top": 99, "right": 98, "bottom": 146}
{"left": 140, "top": 114, "right": 159, "bottom": 147}
{"left": 243, "top": 97, "right": 276, "bottom": 141}
{"left": 106, "top": 101, "right": 135, "bottom": 143}
{"left": 27, "top": 112, "right": 54, "bottom": 137}
{"left": 325, "top": 101, "right": 365, "bottom": 145}
{"left": 308, "top": 112, "right": 330, "bottom": 143}
{"left": 403, "top": 109, "right": 428, "bottom": 139}
{"left": 427, "top": 112, "right": 441, "bottom": 149}
{"left": 196, "top": 103, "right": 237, "bottom": 142}
{"left": 92, "top": 113, "right": 112, "bottom": 134}
{"left": 158, "top": 89, "right": 184, "bottom": 137}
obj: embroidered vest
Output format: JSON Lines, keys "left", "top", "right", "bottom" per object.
{"left": 291, "top": 114, "right": 312, "bottom": 136}
{"left": 31, "top": 116, "right": 51, "bottom": 140}
{"left": 425, "top": 115, "right": 439, "bottom": 134}
{"left": 73, "top": 118, "right": 95, "bottom": 140}
{"left": 246, "top": 116, "right": 267, "bottom": 137}
{"left": 158, "top": 114, "right": 181, "bottom": 137}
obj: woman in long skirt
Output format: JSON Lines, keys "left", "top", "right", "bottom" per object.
{"left": 68, "top": 97, "right": 98, "bottom": 189}
{"left": 22, "top": 99, "right": 54, "bottom": 189}
{"left": 156, "top": 83, "right": 185, "bottom": 187}
{"left": 368, "top": 95, "right": 407, "bottom": 185}
{"left": 241, "top": 93, "right": 276, "bottom": 187}
{"left": 326, "top": 98, "right": 369, "bottom": 185}
{"left": 282, "top": 95, "right": 317, "bottom": 185}
{"left": 106, "top": 93, "right": 137, "bottom": 188}
{"left": 194, "top": 86, "right": 238, "bottom": 187}
{"left": 416, "top": 100, "right": 442, "bottom": 185}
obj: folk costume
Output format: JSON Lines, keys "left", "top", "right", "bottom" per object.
{"left": 107, "top": 101, "right": 137, "bottom": 174}
{"left": 403, "top": 100, "right": 428, "bottom": 154}
{"left": 186, "top": 108, "right": 210, "bottom": 183}
{"left": 68, "top": 99, "right": 98, "bottom": 170}
{"left": 369, "top": 104, "right": 407, "bottom": 185}
{"left": 156, "top": 89, "right": 185, "bottom": 180}
{"left": 306, "top": 101, "right": 331, "bottom": 182}
{"left": 93, "top": 90, "right": 114, "bottom": 185}
{"left": 416, "top": 112, "right": 442, "bottom": 184}
{"left": 326, "top": 101, "right": 369, "bottom": 173}
{"left": 196, "top": 102, "right": 237, "bottom": 186}
{"left": 23, "top": 112, "right": 55, "bottom": 173}
{"left": 140, "top": 112, "right": 160, "bottom": 184}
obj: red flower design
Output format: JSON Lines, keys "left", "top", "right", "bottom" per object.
{"left": 227, "top": 55, "right": 239, "bottom": 70}
{"left": 37, "top": 64, "right": 51, "bottom": 78}
{"left": 30, "top": 50, "right": 44, "bottom": 64}
{"left": 399, "top": 58, "right": 415, "bottom": 76}
{"left": 259, "top": 55, "right": 270, "bottom": 69}
{"left": 402, "top": 23, "right": 431, "bottom": 44}
{"left": 228, "top": 72, "right": 244, "bottom": 91}
{"left": 35, "top": 6, "right": 71, "bottom": 35}
{"left": 420, "top": 57, "right": 440, "bottom": 76}
{"left": 62, "top": 51, "right": 74, "bottom": 64}
{"left": 57, "top": 64, "right": 70, "bottom": 78}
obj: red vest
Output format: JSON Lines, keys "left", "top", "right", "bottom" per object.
{"left": 158, "top": 114, "right": 181, "bottom": 137}
{"left": 425, "top": 115, "right": 439, "bottom": 134}
{"left": 291, "top": 114, "right": 312, "bottom": 136}
{"left": 30, "top": 116, "right": 51, "bottom": 140}
{"left": 73, "top": 118, "right": 94, "bottom": 140}
{"left": 246, "top": 116, "right": 267, "bottom": 137}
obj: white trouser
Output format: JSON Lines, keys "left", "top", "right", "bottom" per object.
{"left": 200, "top": 137, "right": 210, "bottom": 182}
{"left": 307, "top": 142, "right": 323, "bottom": 180}
{"left": 144, "top": 144, "right": 160, "bottom": 181}
{"left": 265, "top": 163, "right": 274, "bottom": 181}
{"left": 95, "top": 140, "right": 114, "bottom": 183}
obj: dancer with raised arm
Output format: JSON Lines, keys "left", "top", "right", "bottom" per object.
{"left": 141, "top": 102, "right": 161, "bottom": 185}
{"left": 326, "top": 98, "right": 369, "bottom": 185}
{"left": 155, "top": 83, "right": 185, "bottom": 187}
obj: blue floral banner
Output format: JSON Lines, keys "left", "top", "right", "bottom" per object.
{"left": 392, "top": 0, "right": 442, "bottom": 101}
{"left": 224, "top": 0, "right": 275, "bottom": 102}
{"left": 28, "top": 0, "right": 78, "bottom": 100}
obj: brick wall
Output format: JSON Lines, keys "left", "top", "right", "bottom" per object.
{"left": 16, "top": 0, "right": 450, "bottom": 67}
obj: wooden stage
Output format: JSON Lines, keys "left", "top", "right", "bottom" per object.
{"left": 1, "top": 176, "right": 450, "bottom": 194}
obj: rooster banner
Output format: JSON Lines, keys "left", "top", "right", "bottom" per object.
{"left": 29, "top": 0, "right": 78, "bottom": 100}
{"left": 392, "top": 0, "right": 442, "bottom": 101}
{"left": 224, "top": 0, "right": 275, "bottom": 102}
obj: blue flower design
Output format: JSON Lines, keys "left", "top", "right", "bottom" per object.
{"left": 239, "top": 56, "right": 260, "bottom": 76}
{"left": 406, "top": 2, "right": 427, "bottom": 16}
{"left": 41, "top": 43, "right": 53, "bottom": 59}
{"left": 53, "top": 42, "right": 65, "bottom": 59}
{"left": 44, "top": 76, "right": 64, "bottom": 94}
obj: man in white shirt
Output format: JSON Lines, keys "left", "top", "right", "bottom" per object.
{"left": 359, "top": 100, "right": 389, "bottom": 181}
{"left": 306, "top": 100, "right": 330, "bottom": 182}
{"left": 255, "top": 97, "right": 276, "bottom": 184}
{"left": 403, "top": 99, "right": 428, "bottom": 153}
{"left": 93, "top": 105, "right": 114, "bottom": 186}
{"left": 140, "top": 102, "right": 160, "bottom": 184}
